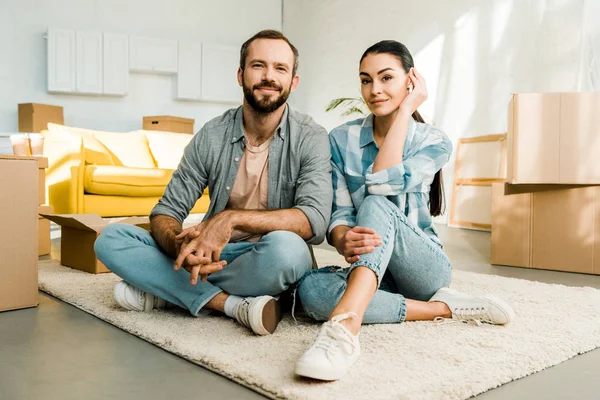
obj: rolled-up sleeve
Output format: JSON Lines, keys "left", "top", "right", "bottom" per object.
{"left": 150, "top": 128, "right": 208, "bottom": 223}
{"left": 366, "top": 128, "right": 452, "bottom": 196}
{"left": 293, "top": 128, "right": 333, "bottom": 244}
{"left": 327, "top": 133, "right": 357, "bottom": 245}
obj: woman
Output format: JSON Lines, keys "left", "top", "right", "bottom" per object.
{"left": 295, "top": 40, "right": 515, "bottom": 381}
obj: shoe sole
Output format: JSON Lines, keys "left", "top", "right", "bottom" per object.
{"left": 250, "top": 296, "right": 282, "bottom": 336}
{"left": 295, "top": 360, "right": 356, "bottom": 381}
{"left": 437, "top": 288, "right": 516, "bottom": 325}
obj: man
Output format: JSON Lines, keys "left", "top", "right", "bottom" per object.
{"left": 94, "top": 30, "right": 332, "bottom": 336}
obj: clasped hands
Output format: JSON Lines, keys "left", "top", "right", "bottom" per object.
{"left": 173, "top": 213, "right": 231, "bottom": 285}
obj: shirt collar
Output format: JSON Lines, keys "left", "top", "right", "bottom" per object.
{"left": 359, "top": 113, "right": 416, "bottom": 148}
{"left": 231, "top": 104, "right": 289, "bottom": 144}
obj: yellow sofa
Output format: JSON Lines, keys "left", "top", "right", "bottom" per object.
{"left": 42, "top": 123, "right": 209, "bottom": 217}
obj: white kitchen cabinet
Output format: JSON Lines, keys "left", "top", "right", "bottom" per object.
{"left": 76, "top": 31, "right": 103, "bottom": 94}
{"left": 176, "top": 41, "right": 203, "bottom": 100}
{"left": 47, "top": 28, "right": 76, "bottom": 93}
{"left": 129, "top": 37, "right": 178, "bottom": 74}
{"left": 201, "top": 43, "right": 241, "bottom": 103}
{"left": 103, "top": 33, "right": 129, "bottom": 96}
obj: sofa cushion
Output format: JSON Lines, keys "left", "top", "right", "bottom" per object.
{"left": 140, "top": 130, "right": 192, "bottom": 169}
{"left": 84, "top": 165, "right": 174, "bottom": 197}
{"left": 93, "top": 131, "right": 156, "bottom": 168}
{"left": 47, "top": 123, "right": 115, "bottom": 166}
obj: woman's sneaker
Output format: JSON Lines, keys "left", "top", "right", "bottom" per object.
{"left": 429, "top": 287, "right": 515, "bottom": 325}
{"left": 295, "top": 312, "right": 360, "bottom": 381}
{"left": 113, "top": 281, "right": 166, "bottom": 312}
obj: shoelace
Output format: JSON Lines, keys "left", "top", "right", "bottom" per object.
{"left": 313, "top": 313, "right": 358, "bottom": 357}
{"left": 434, "top": 307, "right": 491, "bottom": 327}
{"left": 235, "top": 299, "right": 252, "bottom": 328}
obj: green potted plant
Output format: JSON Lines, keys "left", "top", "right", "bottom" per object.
{"left": 325, "top": 96, "right": 367, "bottom": 116}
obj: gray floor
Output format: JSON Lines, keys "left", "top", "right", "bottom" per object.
{"left": 1, "top": 225, "right": 599, "bottom": 400}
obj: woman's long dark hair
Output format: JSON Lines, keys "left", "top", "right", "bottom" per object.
{"left": 360, "top": 40, "right": 445, "bottom": 217}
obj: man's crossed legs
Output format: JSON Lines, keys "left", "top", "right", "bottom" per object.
{"left": 94, "top": 224, "right": 313, "bottom": 335}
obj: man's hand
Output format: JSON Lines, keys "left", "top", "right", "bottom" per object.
{"left": 336, "top": 226, "right": 382, "bottom": 264}
{"left": 173, "top": 212, "right": 233, "bottom": 285}
{"left": 177, "top": 226, "right": 200, "bottom": 247}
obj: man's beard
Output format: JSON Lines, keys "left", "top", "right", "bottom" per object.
{"left": 242, "top": 78, "right": 291, "bottom": 114}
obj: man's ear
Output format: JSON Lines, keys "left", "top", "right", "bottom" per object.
{"left": 290, "top": 74, "right": 300, "bottom": 93}
{"left": 237, "top": 67, "right": 243, "bottom": 87}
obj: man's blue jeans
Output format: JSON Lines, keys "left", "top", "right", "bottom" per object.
{"left": 298, "top": 195, "right": 452, "bottom": 324}
{"left": 95, "top": 225, "right": 313, "bottom": 316}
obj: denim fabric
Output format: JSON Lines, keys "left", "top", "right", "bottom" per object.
{"left": 95, "top": 224, "right": 313, "bottom": 316}
{"left": 298, "top": 195, "right": 452, "bottom": 324}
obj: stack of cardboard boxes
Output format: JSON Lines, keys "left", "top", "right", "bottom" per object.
{"left": 491, "top": 92, "right": 600, "bottom": 275}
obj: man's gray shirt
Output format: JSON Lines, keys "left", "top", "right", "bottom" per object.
{"left": 150, "top": 105, "right": 333, "bottom": 245}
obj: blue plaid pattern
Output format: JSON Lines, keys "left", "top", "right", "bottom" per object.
{"left": 328, "top": 114, "right": 453, "bottom": 247}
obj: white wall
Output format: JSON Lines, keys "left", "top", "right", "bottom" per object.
{"left": 0, "top": 0, "right": 282, "bottom": 133}
{"left": 283, "top": 0, "right": 600, "bottom": 222}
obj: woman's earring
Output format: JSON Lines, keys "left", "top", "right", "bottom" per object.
{"left": 408, "top": 85, "right": 413, "bottom": 93}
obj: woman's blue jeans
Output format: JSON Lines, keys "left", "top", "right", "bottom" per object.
{"left": 298, "top": 195, "right": 452, "bottom": 324}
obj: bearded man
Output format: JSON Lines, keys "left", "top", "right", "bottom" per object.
{"left": 94, "top": 30, "right": 332, "bottom": 335}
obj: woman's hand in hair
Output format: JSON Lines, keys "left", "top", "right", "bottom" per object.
{"left": 335, "top": 226, "right": 383, "bottom": 264}
{"left": 398, "top": 67, "right": 428, "bottom": 117}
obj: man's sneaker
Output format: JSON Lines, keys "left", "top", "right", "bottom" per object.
{"left": 429, "top": 287, "right": 515, "bottom": 325}
{"left": 113, "top": 281, "right": 166, "bottom": 312}
{"left": 234, "top": 296, "right": 281, "bottom": 336}
{"left": 295, "top": 312, "right": 360, "bottom": 381}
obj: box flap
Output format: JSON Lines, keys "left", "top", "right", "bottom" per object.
{"left": 112, "top": 216, "right": 150, "bottom": 225}
{"left": 38, "top": 205, "right": 53, "bottom": 215}
{"left": 109, "top": 216, "right": 151, "bottom": 231}
{"left": 39, "top": 214, "right": 107, "bottom": 233}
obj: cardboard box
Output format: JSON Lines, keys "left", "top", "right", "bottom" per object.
{"left": 18, "top": 103, "right": 64, "bottom": 133}
{"left": 38, "top": 205, "right": 53, "bottom": 256}
{"left": 39, "top": 214, "right": 151, "bottom": 274}
{"left": 506, "top": 92, "right": 600, "bottom": 184}
{"left": 491, "top": 183, "right": 600, "bottom": 275}
{"left": 0, "top": 157, "right": 39, "bottom": 312}
{"left": 143, "top": 115, "right": 194, "bottom": 134}
{"left": 0, "top": 155, "right": 48, "bottom": 204}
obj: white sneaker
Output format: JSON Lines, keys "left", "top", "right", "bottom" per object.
{"left": 113, "top": 281, "right": 166, "bottom": 312}
{"left": 295, "top": 312, "right": 360, "bottom": 381}
{"left": 429, "top": 287, "right": 515, "bottom": 325}
{"left": 234, "top": 296, "right": 281, "bottom": 336}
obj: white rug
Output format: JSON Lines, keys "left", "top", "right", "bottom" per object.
{"left": 38, "top": 249, "right": 600, "bottom": 400}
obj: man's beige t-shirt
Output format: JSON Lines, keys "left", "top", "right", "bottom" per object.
{"left": 226, "top": 137, "right": 272, "bottom": 242}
